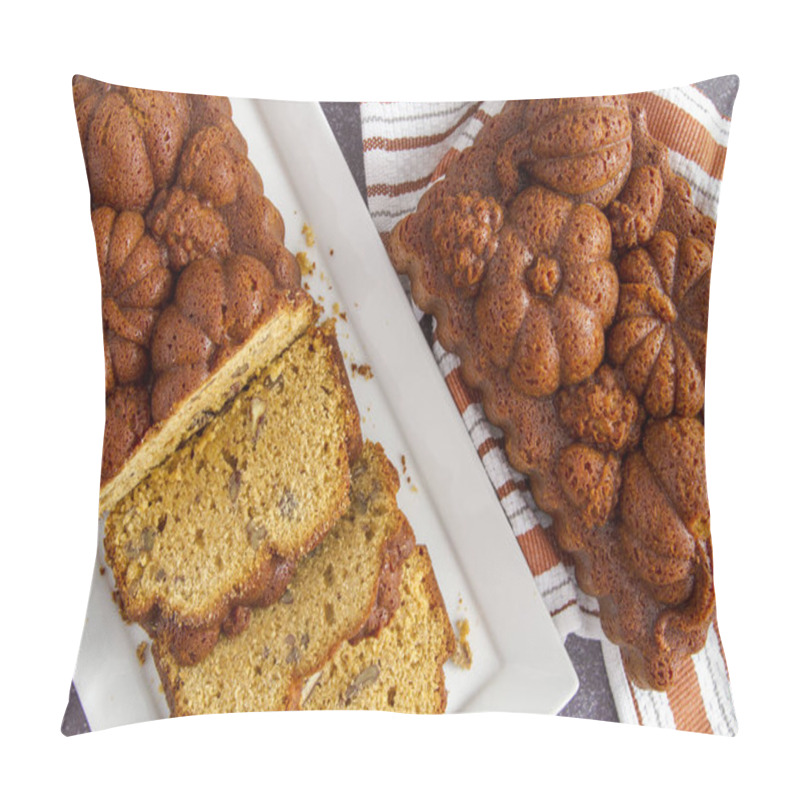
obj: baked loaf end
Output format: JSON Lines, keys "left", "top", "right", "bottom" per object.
{"left": 296, "top": 545, "right": 456, "bottom": 713}
{"left": 105, "top": 321, "right": 362, "bottom": 661}
{"left": 153, "top": 441, "right": 416, "bottom": 716}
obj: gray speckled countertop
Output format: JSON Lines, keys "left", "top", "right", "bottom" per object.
{"left": 63, "top": 82, "right": 737, "bottom": 733}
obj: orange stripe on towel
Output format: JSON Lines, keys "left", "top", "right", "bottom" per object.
{"left": 477, "top": 437, "right": 499, "bottom": 459}
{"left": 367, "top": 173, "right": 439, "bottom": 199}
{"left": 626, "top": 674, "right": 645, "bottom": 727}
{"left": 444, "top": 368, "right": 480, "bottom": 415}
{"left": 713, "top": 617, "right": 731, "bottom": 680}
{"left": 431, "top": 148, "right": 460, "bottom": 182}
{"left": 517, "top": 525, "right": 561, "bottom": 574}
{"left": 496, "top": 479, "right": 520, "bottom": 501}
{"left": 363, "top": 103, "right": 482, "bottom": 154}
{"left": 627, "top": 92, "right": 728, "bottom": 181}
{"left": 666, "top": 657, "right": 713, "bottom": 734}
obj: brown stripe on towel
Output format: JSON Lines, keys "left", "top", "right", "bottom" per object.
{"left": 666, "top": 656, "right": 713, "bottom": 734}
{"left": 363, "top": 102, "right": 483, "bottom": 153}
{"left": 517, "top": 525, "right": 562, "bottom": 574}
{"left": 628, "top": 92, "right": 728, "bottom": 180}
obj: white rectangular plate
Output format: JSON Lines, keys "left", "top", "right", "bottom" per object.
{"left": 72, "top": 100, "right": 578, "bottom": 730}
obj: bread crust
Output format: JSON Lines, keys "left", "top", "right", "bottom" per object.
{"left": 388, "top": 98, "right": 717, "bottom": 691}
{"left": 145, "top": 554, "right": 296, "bottom": 666}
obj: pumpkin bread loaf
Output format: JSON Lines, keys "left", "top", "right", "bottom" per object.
{"left": 153, "top": 441, "right": 417, "bottom": 716}
{"left": 296, "top": 546, "right": 456, "bottom": 713}
{"left": 105, "top": 321, "right": 362, "bottom": 665}
{"left": 73, "top": 76, "right": 315, "bottom": 512}
{"left": 388, "top": 95, "right": 718, "bottom": 690}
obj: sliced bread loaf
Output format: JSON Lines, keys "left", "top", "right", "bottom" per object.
{"left": 295, "top": 546, "right": 456, "bottom": 713}
{"left": 152, "top": 441, "right": 415, "bottom": 715}
{"left": 105, "top": 320, "right": 361, "bottom": 663}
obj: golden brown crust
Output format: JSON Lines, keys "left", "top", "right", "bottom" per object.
{"left": 495, "top": 97, "right": 633, "bottom": 208}
{"left": 74, "top": 77, "right": 191, "bottom": 212}
{"left": 417, "top": 546, "right": 457, "bottom": 713}
{"left": 348, "top": 517, "right": 415, "bottom": 645}
{"left": 149, "top": 253, "right": 283, "bottom": 422}
{"left": 606, "top": 165, "right": 664, "bottom": 251}
{"left": 102, "top": 386, "right": 152, "bottom": 483}
{"left": 281, "top": 513, "right": 415, "bottom": 710}
{"left": 94, "top": 207, "right": 173, "bottom": 396}
{"left": 607, "top": 231, "right": 710, "bottom": 419}
{"left": 147, "top": 187, "right": 232, "bottom": 271}
{"left": 474, "top": 186, "right": 618, "bottom": 397}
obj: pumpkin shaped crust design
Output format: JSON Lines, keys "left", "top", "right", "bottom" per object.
{"left": 177, "top": 124, "right": 252, "bottom": 207}
{"left": 93, "top": 207, "right": 172, "bottom": 392}
{"left": 174, "top": 124, "right": 290, "bottom": 275}
{"left": 102, "top": 385, "right": 151, "bottom": 483}
{"left": 607, "top": 230, "right": 711, "bottom": 418}
{"left": 148, "top": 187, "right": 231, "bottom": 272}
{"left": 557, "top": 444, "right": 622, "bottom": 528}
{"left": 388, "top": 98, "right": 720, "bottom": 691}
{"left": 74, "top": 77, "right": 191, "bottom": 212}
{"left": 606, "top": 165, "right": 664, "bottom": 252}
{"left": 496, "top": 96, "right": 633, "bottom": 207}
{"left": 150, "top": 254, "right": 279, "bottom": 422}
{"left": 429, "top": 191, "right": 504, "bottom": 295}
{"left": 619, "top": 417, "right": 711, "bottom": 606}
{"left": 474, "top": 185, "right": 618, "bottom": 397}
{"left": 556, "top": 365, "right": 644, "bottom": 453}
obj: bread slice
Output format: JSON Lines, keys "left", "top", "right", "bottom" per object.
{"left": 99, "top": 290, "right": 314, "bottom": 512}
{"left": 152, "top": 441, "right": 415, "bottom": 716}
{"left": 295, "top": 546, "right": 456, "bottom": 713}
{"left": 105, "top": 321, "right": 361, "bottom": 662}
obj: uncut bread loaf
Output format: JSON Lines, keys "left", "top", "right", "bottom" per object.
{"left": 152, "top": 441, "right": 415, "bottom": 716}
{"left": 105, "top": 320, "right": 361, "bottom": 665}
{"left": 296, "top": 545, "right": 456, "bottom": 713}
{"left": 387, "top": 97, "right": 719, "bottom": 690}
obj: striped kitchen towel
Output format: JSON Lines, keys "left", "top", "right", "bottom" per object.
{"left": 360, "top": 83, "right": 738, "bottom": 735}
